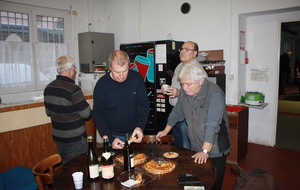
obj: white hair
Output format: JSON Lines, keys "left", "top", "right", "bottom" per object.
{"left": 178, "top": 64, "right": 207, "bottom": 82}
{"left": 56, "top": 56, "right": 75, "bottom": 73}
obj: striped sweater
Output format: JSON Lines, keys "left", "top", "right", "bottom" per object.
{"left": 44, "top": 75, "right": 91, "bottom": 142}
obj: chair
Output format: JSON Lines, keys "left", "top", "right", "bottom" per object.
{"left": 32, "top": 153, "right": 61, "bottom": 190}
{"left": 0, "top": 166, "right": 38, "bottom": 190}
{"left": 141, "top": 135, "right": 174, "bottom": 145}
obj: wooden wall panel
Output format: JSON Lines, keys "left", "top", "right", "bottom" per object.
{"left": 0, "top": 117, "right": 96, "bottom": 172}
{"left": 0, "top": 124, "right": 56, "bottom": 172}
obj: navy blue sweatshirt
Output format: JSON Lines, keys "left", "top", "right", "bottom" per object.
{"left": 93, "top": 70, "right": 150, "bottom": 142}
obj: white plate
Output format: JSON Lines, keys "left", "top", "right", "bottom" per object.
{"left": 163, "top": 152, "right": 179, "bottom": 159}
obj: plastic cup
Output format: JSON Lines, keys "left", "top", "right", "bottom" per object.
{"left": 162, "top": 84, "right": 169, "bottom": 94}
{"left": 72, "top": 172, "right": 83, "bottom": 189}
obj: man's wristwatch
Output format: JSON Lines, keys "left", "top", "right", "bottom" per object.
{"left": 202, "top": 149, "right": 209, "bottom": 154}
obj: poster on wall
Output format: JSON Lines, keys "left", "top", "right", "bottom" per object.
{"left": 240, "top": 31, "right": 245, "bottom": 50}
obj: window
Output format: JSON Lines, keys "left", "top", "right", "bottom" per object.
{"left": 0, "top": 11, "right": 30, "bottom": 42}
{"left": 36, "top": 15, "right": 64, "bottom": 43}
{"left": 0, "top": 2, "right": 69, "bottom": 95}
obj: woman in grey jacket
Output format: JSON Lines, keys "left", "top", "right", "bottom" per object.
{"left": 156, "top": 63, "right": 230, "bottom": 190}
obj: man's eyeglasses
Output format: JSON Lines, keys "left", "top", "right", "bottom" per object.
{"left": 178, "top": 47, "right": 196, "bottom": 52}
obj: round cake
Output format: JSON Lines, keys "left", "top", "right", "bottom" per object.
{"left": 143, "top": 159, "right": 176, "bottom": 175}
{"left": 116, "top": 153, "right": 147, "bottom": 165}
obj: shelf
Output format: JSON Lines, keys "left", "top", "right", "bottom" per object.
{"left": 238, "top": 103, "right": 268, "bottom": 109}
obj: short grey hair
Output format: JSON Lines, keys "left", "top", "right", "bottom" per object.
{"left": 56, "top": 56, "right": 75, "bottom": 73}
{"left": 178, "top": 64, "right": 207, "bottom": 82}
{"left": 108, "top": 50, "right": 130, "bottom": 68}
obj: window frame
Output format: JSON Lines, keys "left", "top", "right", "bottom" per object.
{"left": 0, "top": 1, "right": 71, "bottom": 96}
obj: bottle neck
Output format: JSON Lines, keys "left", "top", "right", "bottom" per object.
{"left": 125, "top": 133, "right": 130, "bottom": 148}
{"left": 103, "top": 139, "right": 109, "bottom": 153}
{"left": 88, "top": 141, "right": 93, "bottom": 148}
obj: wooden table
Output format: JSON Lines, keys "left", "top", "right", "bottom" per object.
{"left": 53, "top": 143, "right": 216, "bottom": 190}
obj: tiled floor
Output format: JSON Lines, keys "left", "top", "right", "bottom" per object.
{"left": 222, "top": 143, "right": 300, "bottom": 190}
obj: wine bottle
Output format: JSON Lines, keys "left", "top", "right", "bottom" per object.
{"left": 87, "top": 135, "right": 99, "bottom": 180}
{"left": 123, "top": 133, "right": 135, "bottom": 172}
{"left": 100, "top": 135, "right": 114, "bottom": 180}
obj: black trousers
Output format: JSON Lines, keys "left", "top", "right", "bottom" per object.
{"left": 210, "top": 155, "right": 227, "bottom": 190}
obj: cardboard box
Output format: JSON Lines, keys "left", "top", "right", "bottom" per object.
{"left": 198, "top": 49, "right": 223, "bottom": 61}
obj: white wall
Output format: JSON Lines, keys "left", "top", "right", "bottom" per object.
{"left": 2, "top": 0, "right": 300, "bottom": 146}
{"left": 106, "top": 0, "right": 300, "bottom": 146}
{"left": 244, "top": 10, "right": 300, "bottom": 145}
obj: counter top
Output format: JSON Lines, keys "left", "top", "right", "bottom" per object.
{"left": 0, "top": 91, "right": 94, "bottom": 133}
{"left": 0, "top": 90, "right": 93, "bottom": 112}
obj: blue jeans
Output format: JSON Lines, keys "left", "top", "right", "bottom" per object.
{"left": 55, "top": 136, "right": 87, "bottom": 164}
{"left": 172, "top": 120, "right": 191, "bottom": 149}
{"left": 111, "top": 134, "right": 135, "bottom": 146}
{"left": 113, "top": 135, "right": 126, "bottom": 143}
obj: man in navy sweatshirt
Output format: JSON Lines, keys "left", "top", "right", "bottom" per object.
{"left": 93, "top": 50, "right": 149, "bottom": 149}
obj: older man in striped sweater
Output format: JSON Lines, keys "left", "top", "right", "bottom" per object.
{"left": 44, "top": 56, "right": 91, "bottom": 164}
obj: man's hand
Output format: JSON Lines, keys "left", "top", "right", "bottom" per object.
{"left": 111, "top": 138, "right": 125, "bottom": 149}
{"left": 191, "top": 152, "right": 209, "bottom": 164}
{"left": 166, "top": 86, "right": 179, "bottom": 98}
{"left": 156, "top": 125, "right": 172, "bottom": 141}
{"left": 131, "top": 127, "right": 144, "bottom": 143}
{"left": 156, "top": 131, "right": 167, "bottom": 142}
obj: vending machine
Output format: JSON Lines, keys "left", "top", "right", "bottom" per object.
{"left": 120, "top": 40, "right": 184, "bottom": 134}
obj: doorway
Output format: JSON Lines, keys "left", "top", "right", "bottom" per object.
{"left": 276, "top": 21, "right": 300, "bottom": 151}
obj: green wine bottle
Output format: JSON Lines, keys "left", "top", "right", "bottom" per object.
{"left": 87, "top": 135, "right": 99, "bottom": 180}
{"left": 123, "top": 133, "right": 135, "bottom": 172}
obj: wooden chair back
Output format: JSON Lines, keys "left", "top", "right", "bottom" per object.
{"left": 141, "top": 135, "right": 174, "bottom": 145}
{"left": 32, "top": 153, "right": 61, "bottom": 190}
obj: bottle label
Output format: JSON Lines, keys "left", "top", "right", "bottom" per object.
{"left": 130, "top": 155, "right": 135, "bottom": 167}
{"left": 102, "top": 152, "right": 111, "bottom": 160}
{"left": 89, "top": 164, "right": 99, "bottom": 178}
{"left": 101, "top": 164, "right": 114, "bottom": 179}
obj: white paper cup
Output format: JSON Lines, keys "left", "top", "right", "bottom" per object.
{"left": 72, "top": 172, "right": 83, "bottom": 189}
{"left": 162, "top": 84, "right": 169, "bottom": 94}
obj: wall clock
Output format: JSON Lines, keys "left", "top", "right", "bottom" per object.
{"left": 181, "top": 3, "right": 191, "bottom": 14}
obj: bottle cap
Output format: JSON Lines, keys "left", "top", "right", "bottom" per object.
{"left": 103, "top": 135, "right": 108, "bottom": 139}
{"left": 87, "top": 135, "right": 93, "bottom": 142}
